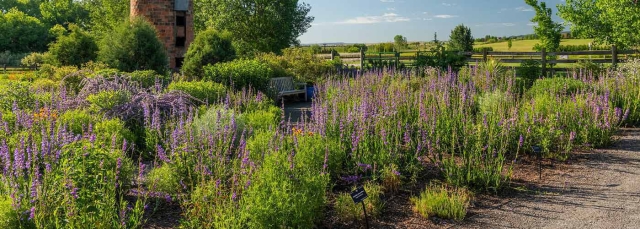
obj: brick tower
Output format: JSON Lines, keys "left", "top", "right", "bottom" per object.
{"left": 130, "top": 0, "right": 194, "bottom": 69}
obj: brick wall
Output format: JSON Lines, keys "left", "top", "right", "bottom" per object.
{"left": 130, "top": 0, "right": 195, "bottom": 69}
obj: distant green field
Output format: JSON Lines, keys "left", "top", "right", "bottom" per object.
{"left": 474, "top": 39, "right": 596, "bottom": 52}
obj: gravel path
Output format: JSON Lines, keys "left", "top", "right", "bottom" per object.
{"left": 461, "top": 128, "right": 640, "bottom": 229}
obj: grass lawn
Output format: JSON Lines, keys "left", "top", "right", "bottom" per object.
{"left": 474, "top": 39, "right": 596, "bottom": 52}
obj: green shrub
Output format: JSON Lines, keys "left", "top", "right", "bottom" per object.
{"left": 240, "top": 105, "right": 281, "bottom": 131}
{"left": 293, "top": 134, "right": 345, "bottom": 176}
{"left": 411, "top": 183, "right": 470, "bottom": 221}
{"left": 527, "top": 77, "right": 587, "bottom": 98}
{"left": 87, "top": 90, "right": 131, "bottom": 112}
{"left": 61, "top": 69, "right": 87, "bottom": 95}
{"left": 0, "top": 80, "right": 34, "bottom": 111}
{"left": 256, "top": 48, "right": 334, "bottom": 84}
{"left": 192, "top": 105, "right": 245, "bottom": 139}
{"left": 334, "top": 182, "right": 384, "bottom": 222}
{"left": 94, "top": 118, "right": 135, "bottom": 148}
{"left": 146, "top": 165, "right": 180, "bottom": 195}
{"left": 0, "top": 197, "right": 19, "bottom": 229}
{"left": 47, "top": 24, "right": 98, "bottom": 67}
{"left": 246, "top": 130, "right": 277, "bottom": 161}
{"left": 517, "top": 59, "right": 541, "bottom": 88}
{"left": 381, "top": 164, "right": 402, "bottom": 194}
{"left": 182, "top": 29, "right": 236, "bottom": 80}
{"left": 98, "top": 17, "right": 168, "bottom": 73}
{"left": 30, "top": 78, "right": 58, "bottom": 92}
{"left": 477, "top": 90, "right": 510, "bottom": 115}
{"left": 240, "top": 149, "right": 330, "bottom": 228}
{"left": 576, "top": 59, "right": 606, "bottom": 77}
{"left": 203, "top": 59, "right": 275, "bottom": 92}
{"left": 58, "top": 109, "right": 93, "bottom": 135}
{"left": 167, "top": 81, "right": 226, "bottom": 103}
{"left": 21, "top": 52, "right": 46, "bottom": 69}
{"left": 128, "top": 70, "right": 168, "bottom": 88}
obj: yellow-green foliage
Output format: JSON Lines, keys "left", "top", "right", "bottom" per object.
{"left": 58, "top": 109, "right": 93, "bottom": 135}
{"left": 146, "top": 165, "right": 180, "bottom": 195}
{"left": 334, "top": 182, "right": 384, "bottom": 222}
{"left": 168, "top": 81, "right": 227, "bottom": 103}
{"left": 86, "top": 90, "right": 131, "bottom": 112}
{"left": 240, "top": 105, "right": 281, "bottom": 131}
{"left": 411, "top": 183, "right": 470, "bottom": 221}
{"left": 94, "top": 118, "right": 135, "bottom": 148}
{"left": 0, "top": 196, "right": 18, "bottom": 228}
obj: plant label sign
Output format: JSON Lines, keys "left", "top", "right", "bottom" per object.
{"left": 350, "top": 186, "right": 368, "bottom": 204}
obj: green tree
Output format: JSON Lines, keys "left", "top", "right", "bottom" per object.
{"left": 448, "top": 24, "right": 474, "bottom": 52}
{"left": 558, "top": 0, "right": 640, "bottom": 49}
{"left": 39, "top": 0, "right": 89, "bottom": 27}
{"left": 394, "top": 35, "right": 407, "bottom": 51}
{"left": 47, "top": 24, "right": 98, "bottom": 67}
{"left": 507, "top": 39, "right": 513, "bottom": 50}
{"left": 310, "top": 44, "right": 321, "bottom": 54}
{"left": 0, "top": 0, "right": 43, "bottom": 17}
{"left": 82, "top": 0, "right": 129, "bottom": 35}
{"left": 194, "top": 0, "right": 314, "bottom": 55}
{"left": 98, "top": 18, "right": 168, "bottom": 73}
{"left": 182, "top": 29, "right": 236, "bottom": 80}
{"left": 0, "top": 8, "right": 49, "bottom": 52}
{"left": 526, "top": 0, "right": 563, "bottom": 52}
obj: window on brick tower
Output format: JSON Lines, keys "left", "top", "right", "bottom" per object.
{"left": 175, "top": 14, "right": 186, "bottom": 47}
{"left": 176, "top": 58, "right": 184, "bottom": 69}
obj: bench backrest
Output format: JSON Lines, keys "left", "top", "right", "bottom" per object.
{"left": 269, "top": 77, "right": 295, "bottom": 92}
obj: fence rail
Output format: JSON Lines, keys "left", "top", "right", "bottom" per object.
{"left": 313, "top": 46, "right": 639, "bottom": 74}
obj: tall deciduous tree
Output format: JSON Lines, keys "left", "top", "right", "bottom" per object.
{"left": 448, "top": 24, "right": 474, "bottom": 52}
{"left": 526, "top": 0, "right": 563, "bottom": 52}
{"left": 394, "top": 35, "right": 407, "bottom": 51}
{"left": 0, "top": 8, "right": 49, "bottom": 52}
{"left": 82, "top": 0, "right": 129, "bottom": 35}
{"left": 193, "top": 0, "right": 314, "bottom": 55}
{"left": 558, "top": 0, "right": 640, "bottom": 49}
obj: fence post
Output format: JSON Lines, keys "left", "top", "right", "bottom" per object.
{"left": 541, "top": 48, "right": 547, "bottom": 77}
{"left": 330, "top": 50, "right": 336, "bottom": 61}
{"left": 395, "top": 51, "right": 399, "bottom": 67}
{"left": 482, "top": 49, "right": 488, "bottom": 62}
{"left": 360, "top": 48, "right": 365, "bottom": 69}
{"left": 612, "top": 45, "right": 618, "bottom": 68}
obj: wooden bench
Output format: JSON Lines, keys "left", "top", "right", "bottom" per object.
{"left": 269, "top": 77, "right": 307, "bottom": 102}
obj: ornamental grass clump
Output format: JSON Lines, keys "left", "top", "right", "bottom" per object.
{"left": 411, "top": 182, "right": 470, "bottom": 221}
{"left": 334, "top": 182, "right": 384, "bottom": 223}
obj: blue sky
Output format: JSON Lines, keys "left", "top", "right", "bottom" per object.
{"left": 299, "top": 0, "right": 567, "bottom": 44}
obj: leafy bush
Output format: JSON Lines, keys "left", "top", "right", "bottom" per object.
{"left": 58, "top": 109, "right": 94, "bottom": 135}
{"left": 182, "top": 29, "right": 236, "bottom": 79}
{"left": 30, "top": 78, "right": 58, "bottom": 92}
{"left": 98, "top": 17, "right": 168, "bottom": 73}
{"left": 0, "top": 80, "right": 34, "bottom": 111}
{"left": 167, "top": 81, "right": 227, "bottom": 103}
{"left": 334, "top": 182, "right": 384, "bottom": 222}
{"left": 478, "top": 90, "right": 510, "bottom": 115}
{"left": 87, "top": 90, "right": 131, "bottom": 112}
{"left": 21, "top": 52, "right": 45, "bottom": 69}
{"left": 127, "top": 70, "right": 168, "bottom": 88}
{"left": 94, "top": 118, "right": 136, "bottom": 148}
{"left": 0, "top": 197, "right": 19, "bottom": 228}
{"left": 192, "top": 106, "right": 244, "bottom": 138}
{"left": 240, "top": 149, "right": 330, "bottom": 228}
{"left": 240, "top": 105, "right": 281, "bottom": 131}
{"left": 0, "top": 9, "right": 49, "bottom": 53}
{"left": 203, "top": 59, "right": 275, "bottom": 92}
{"left": 47, "top": 24, "right": 98, "bottom": 67}
{"left": 517, "top": 59, "right": 541, "bottom": 88}
{"left": 0, "top": 51, "right": 28, "bottom": 67}
{"left": 256, "top": 48, "right": 335, "bottom": 84}
{"left": 472, "top": 47, "right": 493, "bottom": 53}
{"left": 527, "top": 77, "right": 587, "bottom": 98}
{"left": 576, "top": 60, "right": 606, "bottom": 77}
{"left": 146, "top": 165, "right": 180, "bottom": 195}
{"left": 411, "top": 183, "right": 470, "bottom": 221}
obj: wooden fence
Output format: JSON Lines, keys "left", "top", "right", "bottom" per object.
{"left": 314, "top": 46, "right": 639, "bottom": 74}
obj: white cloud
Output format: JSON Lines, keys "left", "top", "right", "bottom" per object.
{"left": 527, "top": 22, "right": 538, "bottom": 26}
{"left": 516, "top": 6, "right": 533, "bottom": 11}
{"left": 442, "top": 3, "right": 457, "bottom": 6}
{"left": 434, "top": 14, "right": 458, "bottom": 19}
{"left": 380, "top": 0, "right": 395, "bottom": 2}
{"left": 336, "top": 13, "right": 410, "bottom": 24}
{"left": 387, "top": 7, "right": 396, "bottom": 11}
{"left": 475, "top": 23, "right": 517, "bottom": 27}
